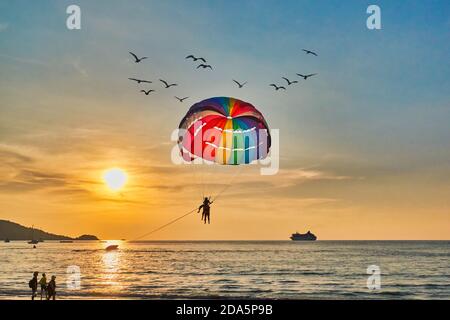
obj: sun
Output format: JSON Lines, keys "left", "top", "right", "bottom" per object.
{"left": 103, "top": 168, "right": 128, "bottom": 192}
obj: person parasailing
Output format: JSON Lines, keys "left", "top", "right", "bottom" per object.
{"left": 198, "top": 197, "right": 213, "bottom": 224}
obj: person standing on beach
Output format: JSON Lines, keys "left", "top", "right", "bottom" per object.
{"left": 47, "top": 275, "right": 56, "bottom": 300}
{"left": 39, "top": 273, "right": 47, "bottom": 300}
{"left": 29, "top": 271, "right": 38, "bottom": 300}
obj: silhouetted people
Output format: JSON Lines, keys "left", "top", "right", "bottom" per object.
{"left": 39, "top": 273, "right": 47, "bottom": 300}
{"left": 29, "top": 271, "right": 38, "bottom": 300}
{"left": 198, "top": 197, "right": 212, "bottom": 224}
{"left": 47, "top": 276, "right": 56, "bottom": 300}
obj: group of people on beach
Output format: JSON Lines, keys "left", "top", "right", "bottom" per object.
{"left": 29, "top": 272, "right": 56, "bottom": 300}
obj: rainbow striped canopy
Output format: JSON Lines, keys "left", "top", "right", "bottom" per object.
{"left": 178, "top": 97, "right": 271, "bottom": 165}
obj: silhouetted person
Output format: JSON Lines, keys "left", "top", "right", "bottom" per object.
{"left": 47, "top": 276, "right": 56, "bottom": 300}
{"left": 29, "top": 271, "right": 38, "bottom": 300}
{"left": 39, "top": 273, "right": 47, "bottom": 300}
{"left": 198, "top": 197, "right": 212, "bottom": 224}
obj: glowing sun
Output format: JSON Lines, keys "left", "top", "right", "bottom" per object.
{"left": 103, "top": 168, "right": 128, "bottom": 191}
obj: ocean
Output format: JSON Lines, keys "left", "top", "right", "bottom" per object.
{"left": 0, "top": 241, "right": 449, "bottom": 299}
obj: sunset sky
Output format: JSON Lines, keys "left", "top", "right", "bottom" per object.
{"left": 1, "top": 0, "right": 449, "bottom": 240}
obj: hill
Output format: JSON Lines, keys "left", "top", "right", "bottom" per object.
{"left": 0, "top": 220, "right": 99, "bottom": 241}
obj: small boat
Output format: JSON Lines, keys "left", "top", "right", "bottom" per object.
{"left": 60, "top": 240, "right": 73, "bottom": 243}
{"left": 28, "top": 225, "right": 39, "bottom": 244}
{"left": 4, "top": 239, "right": 10, "bottom": 243}
{"left": 105, "top": 245, "right": 119, "bottom": 251}
{"left": 290, "top": 231, "right": 317, "bottom": 241}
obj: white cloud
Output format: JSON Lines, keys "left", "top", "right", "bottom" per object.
{"left": 271, "top": 168, "right": 354, "bottom": 188}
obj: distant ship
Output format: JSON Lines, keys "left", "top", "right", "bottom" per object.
{"left": 290, "top": 231, "right": 317, "bottom": 241}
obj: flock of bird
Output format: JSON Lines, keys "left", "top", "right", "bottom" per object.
{"left": 186, "top": 55, "right": 213, "bottom": 70}
{"left": 127, "top": 48, "right": 319, "bottom": 102}
{"left": 268, "top": 49, "right": 318, "bottom": 91}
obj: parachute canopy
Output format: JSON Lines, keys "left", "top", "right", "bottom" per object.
{"left": 178, "top": 97, "right": 271, "bottom": 165}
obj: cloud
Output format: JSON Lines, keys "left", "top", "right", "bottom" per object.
{"left": 0, "top": 145, "right": 36, "bottom": 182}
{"left": 0, "top": 181, "right": 41, "bottom": 193}
{"left": 47, "top": 187, "right": 91, "bottom": 196}
{"left": 220, "top": 196, "right": 339, "bottom": 212}
{"left": 0, "top": 148, "right": 34, "bottom": 164}
{"left": 0, "top": 169, "right": 67, "bottom": 193}
{"left": 272, "top": 168, "right": 354, "bottom": 188}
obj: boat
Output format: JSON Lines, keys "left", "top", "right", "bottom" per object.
{"left": 290, "top": 231, "right": 317, "bottom": 241}
{"left": 28, "top": 225, "right": 39, "bottom": 244}
{"left": 4, "top": 239, "right": 10, "bottom": 243}
{"left": 60, "top": 240, "right": 73, "bottom": 243}
{"left": 105, "top": 245, "right": 119, "bottom": 251}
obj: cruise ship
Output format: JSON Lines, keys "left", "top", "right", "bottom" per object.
{"left": 290, "top": 231, "right": 317, "bottom": 241}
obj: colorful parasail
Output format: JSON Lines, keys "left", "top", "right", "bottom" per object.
{"left": 178, "top": 97, "right": 271, "bottom": 165}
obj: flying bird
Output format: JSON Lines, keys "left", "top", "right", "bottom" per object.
{"left": 282, "top": 77, "right": 299, "bottom": 85}
{"left": 159, "top": 79, "right": 178, "bottom": 88}
{"left": 175, "top": 96, "right": 189, "bottom": 103}
{"left": 233, "top": 80, "right": 247, "bottom": 88}
{"left": 302, "top": 49, "right": 318, "bottom": 56}
{"left": 128, "top": 78, "right": 152, "bottom": 84}
{"left": 197, "top": 64, "right": 213, "bottom": 70}
{"left": 129, "top": 52, "right": 148, "bottom": 63}
{"left": 185, "top": 55, "right": 207, "bottom": 63}
{"left": 270, "top": 84, "right": 286, "bottom": 91}
{"left": 297, "top": 73, "right": 317, "bottom": 80}
{"left": 140, "top": 89, "right": 155, "bottom": 95}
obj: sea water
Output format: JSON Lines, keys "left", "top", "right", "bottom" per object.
{"left": 0, "top": 241, "right": 448, "bottom": 299}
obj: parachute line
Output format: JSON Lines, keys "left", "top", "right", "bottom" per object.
{"left": 130, "top": 208, "right": 198, "bottom": 241}
{"left": 211, "top": 165, "right": 244, "bottom": 203}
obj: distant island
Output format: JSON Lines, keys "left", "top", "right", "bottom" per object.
{"left": 0, "top": 219, "right": 99, "bottom": 241}
{"left": 76, "top": 234, "right": 99, "bottom": 240}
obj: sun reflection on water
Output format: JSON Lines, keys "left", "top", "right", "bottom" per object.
{"left": 100, "top": 241, "right": 124, "bottom": 294}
